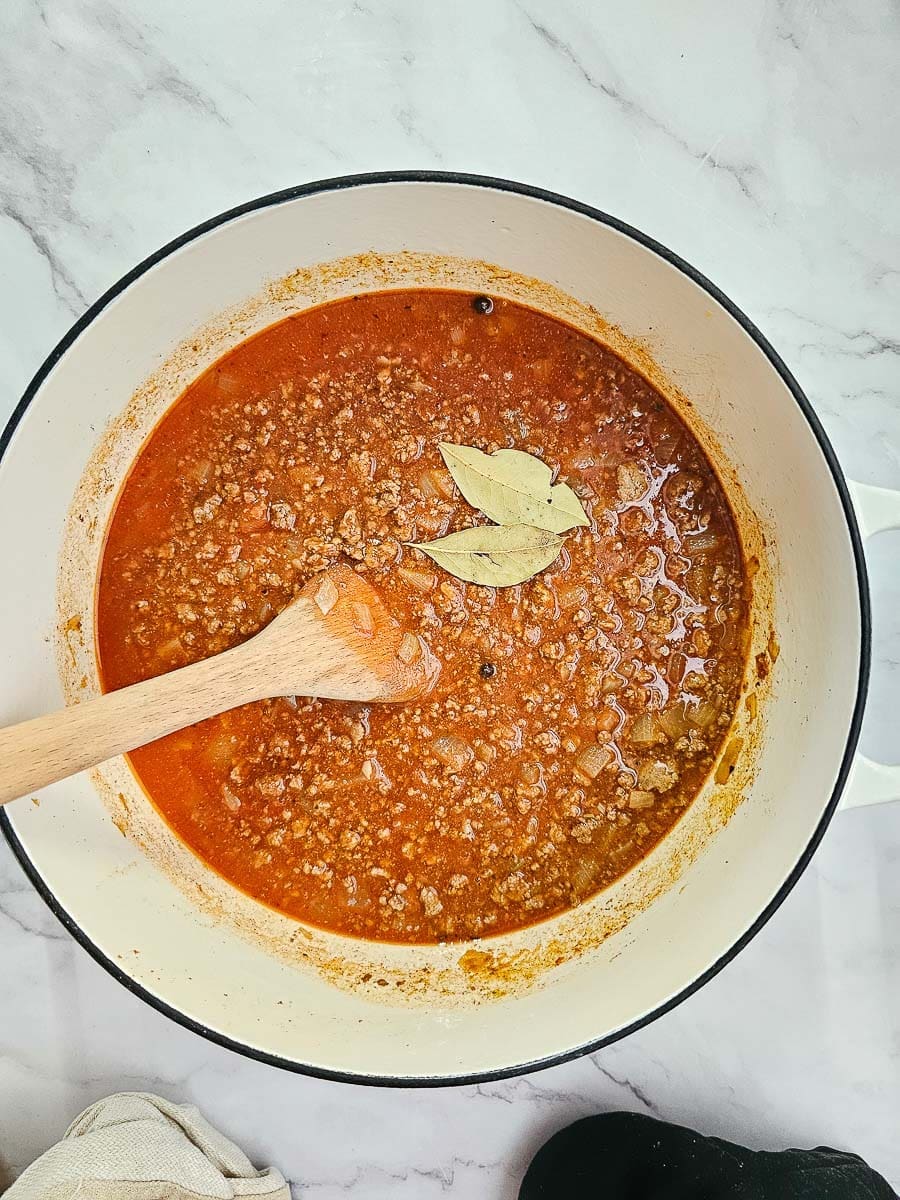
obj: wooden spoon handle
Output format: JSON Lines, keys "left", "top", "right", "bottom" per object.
{"left": 0, "top": 641, "right": 264, "bottom": 807}
{"left": 0, "top": 570, "right": 437, "bottom": 807}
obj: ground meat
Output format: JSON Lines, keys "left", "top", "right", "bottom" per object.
{"left": 97, "top": 290, "right": 749, "bottom": 944}
{"left": 638, "top": 760, "right": 678, "bottom": 793}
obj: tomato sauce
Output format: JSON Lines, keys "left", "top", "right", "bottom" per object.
{"left": 97, "top": 291, "right": 749, "bottom": 943}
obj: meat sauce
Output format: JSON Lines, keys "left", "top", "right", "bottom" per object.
{"left": 97, "top": 291, "right": 749, "bottom": 944}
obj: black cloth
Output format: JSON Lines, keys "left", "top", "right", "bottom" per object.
{"left": 519, "top": 1113, "right": 896, "bottom": 1199}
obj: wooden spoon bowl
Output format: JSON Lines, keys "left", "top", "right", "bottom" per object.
{"left": 0, "top": 564, "right": 439, "bottom": 806}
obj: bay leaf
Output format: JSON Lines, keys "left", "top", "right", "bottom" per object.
{"left": 439, "top": 442, "right": 589, "bottom": 534}
{"left": 409, "top": 524, "right": 564, "bottom": 587}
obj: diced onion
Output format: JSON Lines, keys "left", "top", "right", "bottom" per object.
{"left": 595, "top": 708, "right": 619, "bottom": 734}
{"left": 398, "top": 632, "right": 421, "bottom": 664}
{"left": 221, "top": 785, "right": 241, "bottom": 812}
{"left": 418, "top": 470, "right": 440, "bottom": 499}
{"left": 628, "top": 789, "right": 656, "bottom": 810}
{"left": 571, "top": 856, "right": 602, "bottom": 895}
{"left": 254, "top": 598, "right": 274, "bottom": 625}
{"left": 574, "top": 744, "right": 610, "bottom": 781}
{"left": 688, "top": 698, "right": 720, "bottom": 728}
{"left": 659, "top": 702, "right": 692, "bottom": 740}
{"left": 686, "top": 564, "right": 713, "bottom": 597}
{"left": 155, "top": 636, "right": 183, "bottom": 665}
{"left": 352, "top": 601, "right": 374, "bottom": 636}
{"left": 216, "top": 370, "right": 243, "bottom": 396}
{"left": 432, "top": 735, "right": 474, "bottom": 772}
{"left": 187, "top": 458, "right": 212, "bottom": 486}
{"left": 629, "top": 713, "right": 660, "bottom": 745}
{"left": 687, "top": 530, "right": 720, "bottom": 554}
{"left": 609, "top": 838, "right": 635, "bottom": 861}
{"left": 432, "top": 468, "right": 455, "bottom": 499}
{"left": 314, "top": 576, "right": 339, "bottom": 615}
{"left": 418, "top": 468, "right": 456, "bottom": 500}
{"left": 397, "top": 565, "right": 437, "bottom": 592}
{"left": 205, "top": 731, "right": 235, "bottom": 770}
{"left": 420, "top": 885, "right": 444, "bottom": 916}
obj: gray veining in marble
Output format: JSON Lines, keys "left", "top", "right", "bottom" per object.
{"left": 0, "top": 0, "right": 898, "bottom": 1192}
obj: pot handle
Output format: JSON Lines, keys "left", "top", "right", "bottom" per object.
{"left": 840, "top": 480, "right": 900, "bottom": 810}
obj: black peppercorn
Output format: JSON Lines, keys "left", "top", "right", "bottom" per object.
{"left": 479, "top": 662, "right": 496, "bottom": 678}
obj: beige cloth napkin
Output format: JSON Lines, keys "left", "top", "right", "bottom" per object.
{"left": 6, "top": 1092, "right": 290, "bottom": 1200}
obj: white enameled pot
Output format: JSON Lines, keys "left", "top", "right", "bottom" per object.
{"left": 1, "top": 173, "right": 898, "bottom": 1085}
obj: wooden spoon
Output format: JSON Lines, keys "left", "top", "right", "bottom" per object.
{"left": 0, "top": 564, "right": 440, "bottom": 807}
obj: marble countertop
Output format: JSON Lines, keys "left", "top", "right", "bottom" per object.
{"left": 1, "top": 0, "right": 898, "bottom": 1193}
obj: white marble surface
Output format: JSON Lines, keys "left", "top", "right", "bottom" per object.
{"left": 1, "top": 0, "right": 898, "bottom": 1192}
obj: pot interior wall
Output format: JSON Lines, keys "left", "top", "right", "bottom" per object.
{"left": 0, "top": 181, "right": 862, "bottom": 1078}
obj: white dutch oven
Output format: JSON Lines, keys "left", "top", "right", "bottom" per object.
{"left": 1, "top": 173, "right": 898, "bottom": 1085}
